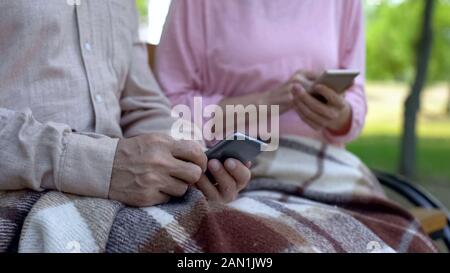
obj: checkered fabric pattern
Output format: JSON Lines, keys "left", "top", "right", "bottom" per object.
{"left": 0, "top": 136, "right": 437, "bottom": 253}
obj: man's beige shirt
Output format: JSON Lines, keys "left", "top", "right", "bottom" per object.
{"left": 0, "top": 0, "right": 175, "bottom": 198}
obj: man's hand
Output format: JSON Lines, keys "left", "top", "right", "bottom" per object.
{"left": 109, "top": 133, "right": 207, "bottom": 207}
{"left": 195, "top": 159, "right": 252, "bottom": 203}
{"left": 290, "top": 71, "right": 352, "bottom": 134}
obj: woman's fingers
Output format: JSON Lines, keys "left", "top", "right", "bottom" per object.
{"left": 266, "top": 83, "right": 295, "bottom": 113}
{"left": 289, "top": 73, "right": 351, "bottom": 133}
{"left": 295, "top": 87, "right": 339, "bottom": 120}
{"left": 302, "top": 70, "right": 319, "bottom": 81}
{"left": 291, "top": 70, "right": 318, "bottom": 83}
{"left": 293, "top": 90, "right": 330, "bottom": 129}
{"left": 294, "top": 106, "right": 323, "bottom": 130}
{"left": 313, "top": 84, "right": 346, "bottom": 109}
{"left": 291, "top": 73, "right": 314, "bottom": 91}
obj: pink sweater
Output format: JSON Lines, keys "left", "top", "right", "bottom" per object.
{"left": 155, "top": 0, "right": 366, "bottom": 145}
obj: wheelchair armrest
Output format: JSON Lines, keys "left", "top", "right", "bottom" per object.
{"left": 372, "top": 169, "right": 450, "bottom": 250}
{"left": 410, "top": 208, "right": 447, "bottom": 235}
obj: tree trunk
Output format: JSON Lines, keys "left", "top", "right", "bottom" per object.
{"left": 399, "top": 0, "right": 435, "bottom": 178}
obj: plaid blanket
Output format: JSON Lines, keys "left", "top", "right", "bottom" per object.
{"left": 0, "top": 136, "right": 437, "bottom": 253}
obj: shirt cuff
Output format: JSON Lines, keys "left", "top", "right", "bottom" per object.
{"left": 57, "top": 132, "right": 119, "bottom": 199}
{"left": 323, "top": 97, "right": 365, "bottom": 145}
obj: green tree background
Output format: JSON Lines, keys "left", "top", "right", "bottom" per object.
{"left": 366, "top": 0, "right": 450, "bottom": 84}
{"left": 137, "top": 0, "right": 450, "bottom": 83}
{"left": 136, "top": 0, "right": 148, "bottom": 19}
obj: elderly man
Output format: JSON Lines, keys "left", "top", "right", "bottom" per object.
{"left": 0, "top": 0, "right": 251, "bottom": 207}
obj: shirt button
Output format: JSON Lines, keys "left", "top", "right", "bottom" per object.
{"left": 95, "top": 94, "right": 103, "bottom": 103}
{"left": 84, "top": 42, "right": 92, "bottom": 52}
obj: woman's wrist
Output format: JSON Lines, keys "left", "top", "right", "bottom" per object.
{"left": 327, "top": 102, "right": 353, "bottom": 136}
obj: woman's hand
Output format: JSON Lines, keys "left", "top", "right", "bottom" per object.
{"left": 215, "top": 83, "right": 294, "bottom": 139}
{"left": 218, "top": 82, "right": 294, "bottom": 114}
{"left": 259, "top": 82, "right": 295, "bottom": 113}
{"left": 290, "top": 71, "right": 352, "bottom": 135}
{"left": 195, "top": 159, "right": 252, "bottom": 203}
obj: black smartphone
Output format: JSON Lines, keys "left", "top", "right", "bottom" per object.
{"left": 206, "top": 132, "right": 267, "bottom": 164}
{"left": 205, "top": 132, "right": 267, "bottom": 181}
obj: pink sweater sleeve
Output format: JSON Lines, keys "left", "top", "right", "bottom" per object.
{"left": 324, "top": 0, "right": 367, "bottom": 144}
{"left": 155, "top": 0, "right": 223, "bottom": 114}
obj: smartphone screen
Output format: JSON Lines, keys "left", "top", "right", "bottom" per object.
{"left": 205, "top": 133, "right": 266, "bottom": 182}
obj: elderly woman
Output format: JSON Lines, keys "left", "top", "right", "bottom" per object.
{"left": 155, "top": 0, "right": 366, "bottom": 146}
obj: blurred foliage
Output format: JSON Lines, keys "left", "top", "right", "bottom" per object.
{"left": 365, "top": 0, "right": 450, "bottom": 83}
{"left": 136, "top": 0, "right": 148, "bottom": 20}
{"left": 135, "top": 0, "right": 450, "bottom": 82}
